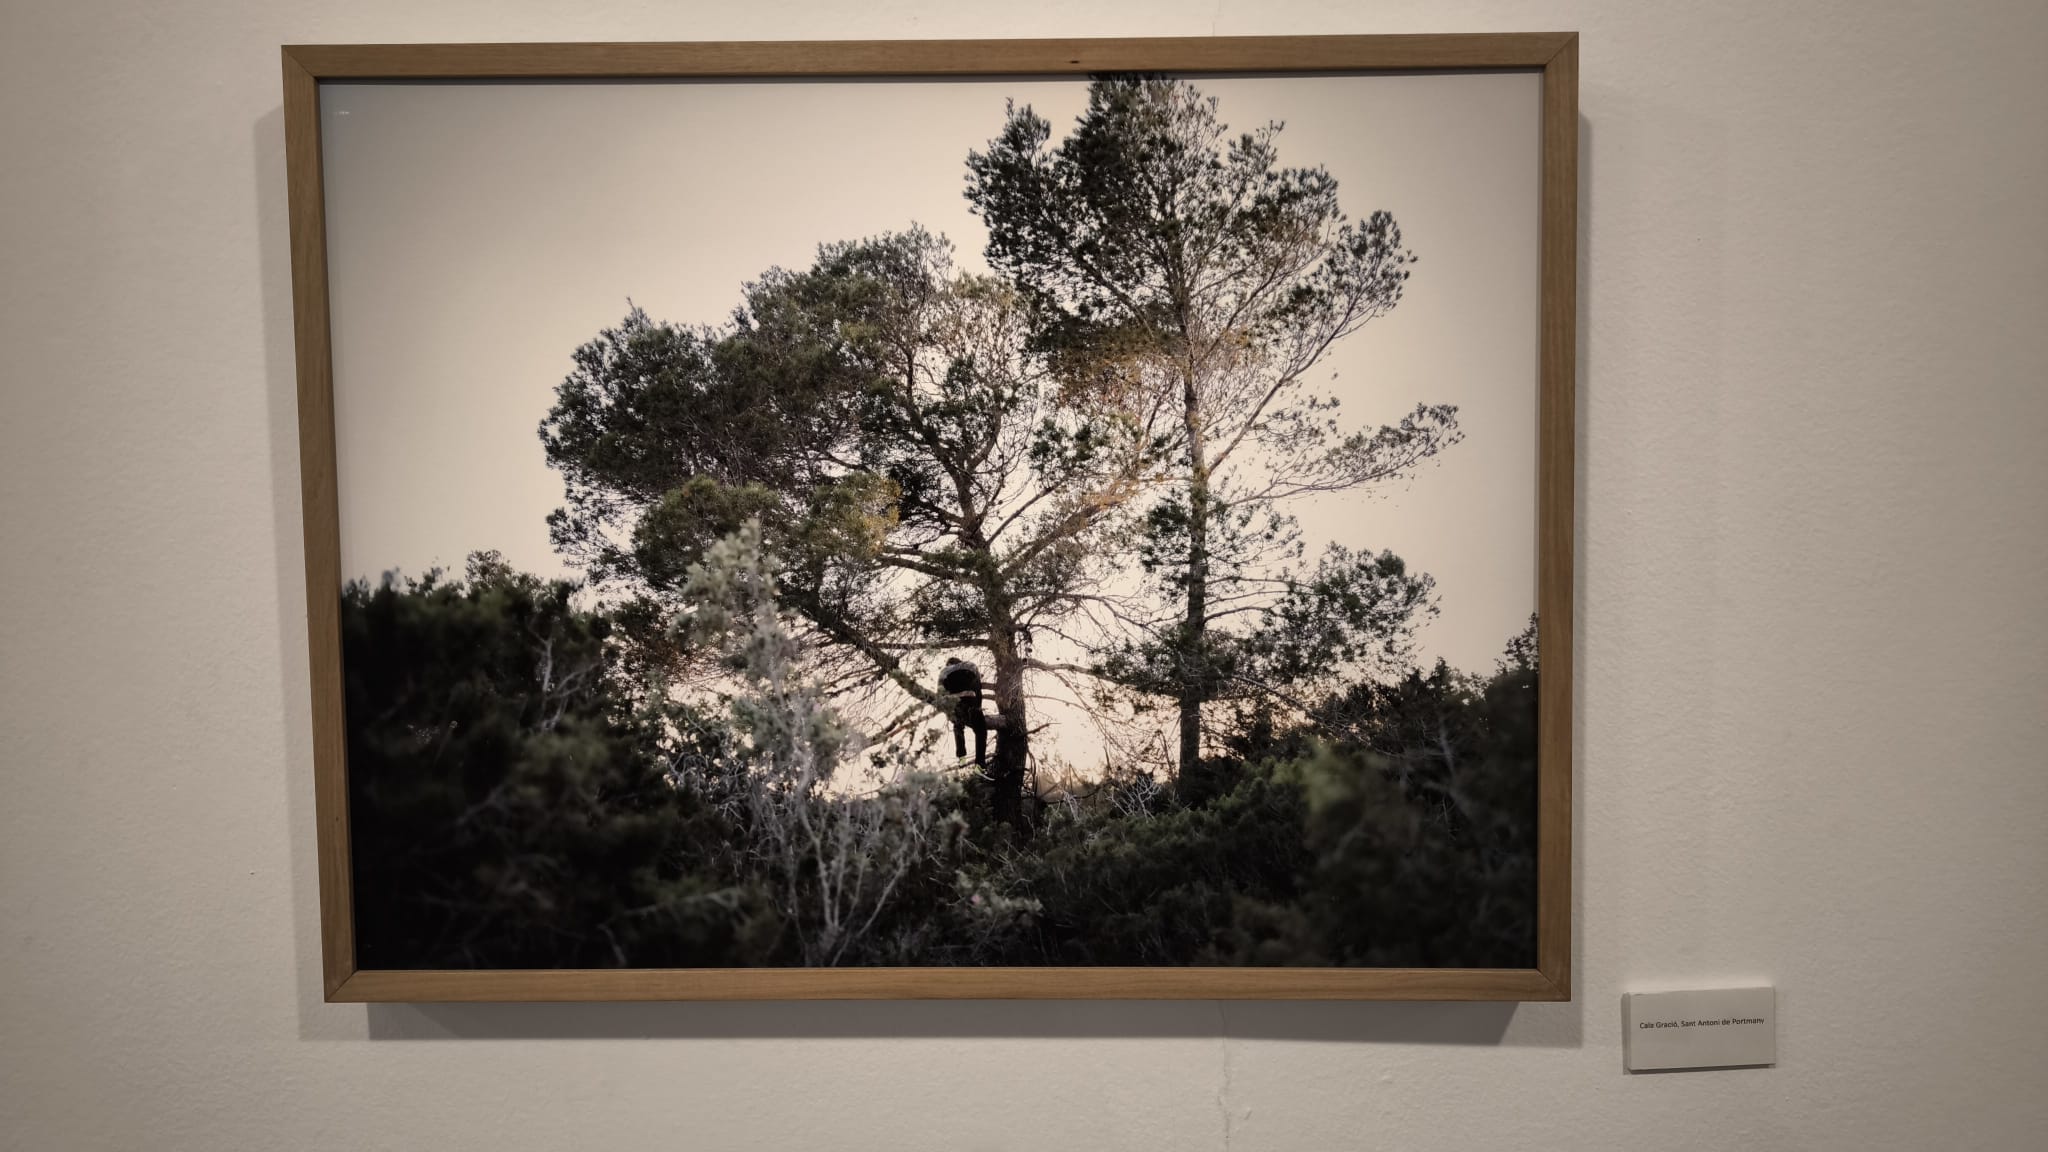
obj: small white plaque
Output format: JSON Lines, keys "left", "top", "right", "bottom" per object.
{"left": 1624, "top": 987, "right": 1776, "bottom": 1072}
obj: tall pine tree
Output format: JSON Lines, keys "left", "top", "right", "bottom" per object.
{"left": 967, "top": 76, "right": 1462, "bottom": 777}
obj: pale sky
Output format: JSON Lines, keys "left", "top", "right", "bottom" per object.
{"left": 322, "top": 73, "right": 1540, "bottom": 772}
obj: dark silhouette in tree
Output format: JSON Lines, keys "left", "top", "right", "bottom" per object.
{"left": 966, "top": 76, "right": 1461, "bottom": 781}
{"left": 940, "top": 656, "right": 988, "bottom": 766}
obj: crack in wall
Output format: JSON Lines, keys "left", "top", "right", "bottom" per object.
{"left": 1215, "top": 1001, "right": 1236, "bottom": 1151}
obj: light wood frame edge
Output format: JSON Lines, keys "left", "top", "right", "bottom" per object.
{"left": 284, "top": 50, "right": 357, "bottom": 999}
{"left": 330, "top": 966, "right": 1562, "bottom": 1002}
{"left": 1535, "top": 32, "right": 1578, "bottom": 1008}
{"left": 283, "top": 33, "right": 1578, "bottom": 1004}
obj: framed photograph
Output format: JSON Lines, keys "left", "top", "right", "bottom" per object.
{"left": 284, "top": 34, "right": 1576, "bottom": 1001}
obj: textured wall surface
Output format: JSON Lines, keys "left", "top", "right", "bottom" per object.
{"left": 2, "top": 1, "right": 2044, "bottom": 1149}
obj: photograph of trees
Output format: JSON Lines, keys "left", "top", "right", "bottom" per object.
{"left": 325, "top": 71, "right": 1542, "bottom": 970}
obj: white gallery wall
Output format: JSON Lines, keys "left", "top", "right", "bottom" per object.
{"left": 1, "top": 0, "right": 2043, "bottom": 1148}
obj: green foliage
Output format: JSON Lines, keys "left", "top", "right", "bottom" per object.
{"left": 1098, "top": 505, "right": 1441, "bottom": 710}
{"left": 1287, "top": 619, "right": 1541, "bottom": 966}
{"left": 967, "top": 77, "right": 1415, "bottom": 349}
{"left": 630, "top": 476, "right": 784, "bottom": 590}
{"left": 1003, "top": 765, "right": 1319, "bottom": 965}
{"left": 346, "top": 547, "right": 1536, "bottom": 970}
{"left": 539, "top": 231, "right": 1152, "bottom": 629}
{"left": 342, "top": 553, "right": 780, "bottom": 968}
{"left": 539, "top": 306, "right": 860, "bottom": 586}
{"left": 985, "top": 623, "right": 1537, "bottom": 969}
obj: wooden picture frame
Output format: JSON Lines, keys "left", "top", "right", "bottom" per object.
{"left": 284, "top": 33, "right": 1577, "bottom": 1002}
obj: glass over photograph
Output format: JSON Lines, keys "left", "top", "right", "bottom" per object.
{"left": 321, "top": 70, "right": 1543, "bottom": 970}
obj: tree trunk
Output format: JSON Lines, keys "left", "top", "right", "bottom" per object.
{"left": 1177, "top": 375, "right": 1210, "bottom": 780}
{"left": 990, "top": 636, "right": 1029, "bottom": 830}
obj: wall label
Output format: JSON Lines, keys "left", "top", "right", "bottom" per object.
{"left": 1623, "top": 987, "right": 1776, "bottom": 1072}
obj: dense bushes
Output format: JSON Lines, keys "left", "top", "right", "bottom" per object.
{"left": 342, "top": 548, "right": 1537, "bottom": 970}
{"left": 343, "top": 554, "right": 779, "bottom": 968}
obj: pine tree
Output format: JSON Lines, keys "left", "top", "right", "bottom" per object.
{"left": 966, "top": 76, "right": 1461, "bottom": 779}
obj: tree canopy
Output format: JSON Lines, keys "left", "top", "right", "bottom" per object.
{"left": 965, "top": 76, "right": 1464, "bottom": 776}
{"left": 542, "top": 228, "right": 1174, "bottom": 822}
